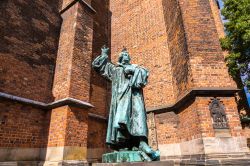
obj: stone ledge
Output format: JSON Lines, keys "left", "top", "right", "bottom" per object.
{"left": 47, "top": 98, "right": 93, "bottom": 109}
{"left": 40, "top": 161, "right": 89, "bottom": 166}
{"left": 0, "top": 161, "right": 39, "bottom": 166}
{"left": 0, "top": 161, "right": 90, "bottom": 166}
{"left": 159, "top": 137, "right": 249, "bottom": 158}
{"left": 147, "top": 87, "right": 239, "bottom": 114}
{"left": 179, "top": 158, "right": 250, "bottom": 166}
{"left": 89, "top": 113, "right": 107, "bottom": 121}
{"left": 0, "top": 92, "right": 93, "bottom": 109}
{"left": 0, "top": 92, "right": 107, "bottom": 121}
{"left": 60, "top": 0, "right": 96, "bottom": 14}
{"left": 1, "top": 159, "right": 250, "bottom": 166}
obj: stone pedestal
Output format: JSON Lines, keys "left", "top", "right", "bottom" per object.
{"left": 93, "top": 158, "right": 250, "bottom": 166}
{"left": 93, "top": 161, "right": 174, "bottom": 166}
{"left": 102, "top": 151, "right": 144, "bottom": 163}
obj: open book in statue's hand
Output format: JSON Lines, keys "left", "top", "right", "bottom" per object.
{"left": 124, "top": 65, "right": 135, "bottom": 75}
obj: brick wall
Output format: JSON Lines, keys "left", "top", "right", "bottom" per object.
{"left": 53, "top": 2, "right": 93, "bottom": 102}
{"left": 110, "top": 0, "right": 176, "bottom": 108}
{"left": 47, "top": 106, "right": 88, "bottom": 147}
{"left": 0, "top": 0, "right": 61, "bottom": 102}
{"left": 195, "top": 97, "right": 243, "bottom": 138}
{"left": 65, "top": 107, "right": 88, "bottom": 147}
{"left": 0, "top": 0, "right": 247, "bottom": 162}
{"left": 0, "top": 101, "right": 48, "bottom": 148}
{"left": 178, "top": 0, "right": 236, "bottom": 89}
{"left": 88, "top": 0, "right": 110, "bottom": 152}
{"left": 0, "top": 0, "right": 61, "bottom": 149}
{"left": 88, "top": 118, "right": 107, "bottom": 149}
{"left": 106, "top": 0, "right": 246, "bottom": 158}
{"left": 109, "top": 0, "right": 236, "bottom": 106}
{"left": 223, "top": 97, "right": 243, "bottom": 137}
{"left": 155, "top": 97, "right": 244, "bottom": 145}
{"left": 47, "top": 1, "right": 94, "bottom": 161}
{"left": 162, "top": 0, "right": 191, "bottom": 99}
{"left": 155, "top": 112, "right": 179, "bottom": 145}
{"left": 47, "top": 107, "right": 67, "bottom": 147}
{"left": 90, "top": 0, "right": 110, "bottom": 117}
{"left": 209, "top": 0, "right": 225, "bottom": 39}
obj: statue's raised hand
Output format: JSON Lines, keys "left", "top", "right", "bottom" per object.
{"left": 101, "top": 45, "right": 109, "bottom": 58}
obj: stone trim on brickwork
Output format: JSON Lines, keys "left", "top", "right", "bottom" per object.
{"left": 0, "top": 92, "right": 47, "bottom": 108}
{"left": 88, "top": 113, "right": 107, "bottom": 121}
{"left": 49, "top": 98, "right": 94, "bottom": 109}
{"left": 0, "top": 87, "right": 238, "bottom": 120}
{"left": 60, "top": 0, "right": 96, "bottom": 14}
{"left": 0, "top": 92, "right": 109, "bottom": 121}
{"left": 158, "top": 136, "right": 249, "bottom": 159}
{"left": 0, "top": 92, "right": 93, "bottom": 109}
{"left": 42, "top": 146, "right": 87, "bottom": 161}
{"left": 147, "top": 87, "right": 239, "bottom": 114}
{"left": 0, "top": 147, "right": 41, "bottom": 162}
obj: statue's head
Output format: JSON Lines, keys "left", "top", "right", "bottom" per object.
{"left": 101, "top": 45, "right": 109, "bottom": 55}
{"left": 118, "top": 48, "right": 131, "bottom": 64}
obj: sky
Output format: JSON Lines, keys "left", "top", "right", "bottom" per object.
{"left": 217, "top": 0, "right": 250, "bottom": 107}
{"left": 245, "top": 88, "right": 250, "bottom": 106}
{"left": 218, "top": 0, "right": 224, "bottom": 8}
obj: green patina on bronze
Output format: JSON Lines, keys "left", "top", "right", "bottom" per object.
{"left": 92, "top": 46, "right": 160, "bottom": 163}
{"left": 102, "top": 151, "right": 143, "bottom": 163}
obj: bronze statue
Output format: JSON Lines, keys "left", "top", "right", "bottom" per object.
{"left": 92, "top": 46, "right": 160, "bottom": 161}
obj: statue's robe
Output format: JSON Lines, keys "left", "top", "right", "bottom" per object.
{"left": 92, "top": 55, "right": 149, "bottom": 148}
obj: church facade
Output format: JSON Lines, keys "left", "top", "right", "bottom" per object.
{"left": 0, "top": 0, "right": 249, "bottom": 165}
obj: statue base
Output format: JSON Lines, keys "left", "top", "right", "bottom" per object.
{"left": 102, "top": 151, "right": 146, "bottom": 163}
{"left": 93, "top": 161, "right": 174, "bottom": 166}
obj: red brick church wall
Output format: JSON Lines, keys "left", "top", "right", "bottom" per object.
{"left": 0, "top": 0, "right": 249, "bottom": 163}
{"left": 88, "top": 0, "right": 110, "bottom": 162}
{"left": 0, "top": 0, "right": 61, "bottom": 103}
{"left": 0, "top": 0, "right": 61, "bottom": 161}
{"left": 108, "top": 0, "right": 248, "bottom": 160}
{"left": 110, "top": 0, "right": 176, "bottom": 108}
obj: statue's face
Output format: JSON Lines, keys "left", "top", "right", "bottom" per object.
{"left": 214, "top": 103, "right": 219, "bottom": 108}
{"left": 119, "top": 52, "right": 131, "bottom": 64}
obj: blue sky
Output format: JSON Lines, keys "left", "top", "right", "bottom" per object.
{"left": 218, "top": 0, "right": 224, "bottom": 8}
{"left": 217, "top": 0, "right": 250, "bottom": 107}
{"left": 245, "top": 88, "right": 250, "bottom": 106}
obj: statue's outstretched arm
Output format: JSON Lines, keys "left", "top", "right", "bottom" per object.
{"left": 92, "top": 47, "right": 115, "bottom": 81}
